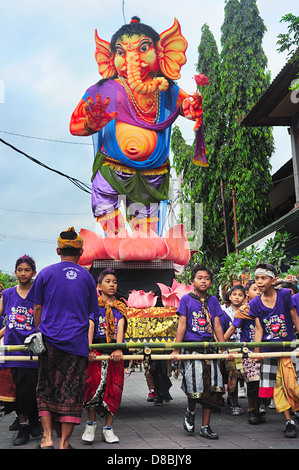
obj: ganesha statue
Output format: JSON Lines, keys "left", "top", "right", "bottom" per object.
{"left": 70, "top": 16, "right": 207, "bottom": 236}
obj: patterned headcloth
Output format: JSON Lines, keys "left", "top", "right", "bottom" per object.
{"left": 57, "top": 227, "right": 83, "bottom": 249}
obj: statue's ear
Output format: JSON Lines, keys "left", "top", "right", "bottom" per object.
{"left": 156, "top": 18, "right": 188, "bottom": 81}
{"left": 94, "top": 29, "right": 117, "bottom": 79}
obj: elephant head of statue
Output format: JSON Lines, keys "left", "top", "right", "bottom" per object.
{"left": 94, "top": 16, "right": 188, "bottom": 95}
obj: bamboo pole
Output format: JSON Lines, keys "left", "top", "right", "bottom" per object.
{"left": 85, "top": 351, "right": 299, "bottom": 361}
{"left": 2, "top": 350, "right": 299, "bottom": 362}
{"left": 89, "top": 340, "right": 299, "bottom": 350}
{"left": 1, "top": 340, "right": 299, "bottom": 352}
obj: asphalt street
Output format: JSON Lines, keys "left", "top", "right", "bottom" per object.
{"left": 1, "top": 364, "right": 299, "bottom": 459}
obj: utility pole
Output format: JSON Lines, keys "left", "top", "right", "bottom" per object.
{"left": 220, "top": 181, "right": 230, "bottom": 256}
{"left": 232, "top": 189, "right": 239, "bottom": 254}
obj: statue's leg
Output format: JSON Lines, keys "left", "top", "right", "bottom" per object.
{"left": 126, "top": 171, "right": 167, "bottom": 234}
{"left": 97, "top": 209, "right": 124, "bottom": 234}
{"left": 129, "top": 202, "right": 159, "bottom": 233}
{"left": 92, "top": 170, "right": 125, "bottom": 235}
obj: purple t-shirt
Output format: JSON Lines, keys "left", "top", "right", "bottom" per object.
{"left": 249, "top": 288, "right": 296, "bottom": 351}
{"left": 1, "top": 286, "right": 37, "bottom": 368}
{"left": 293, "top": 292, "right": 299, "bottom": 314}
{"left": 89, "top": 305, "right": 125, "bottom": 343}
{"left": 219, "top": 310, "right": 232, "bottom": 335}
{"left": 27, "top": 261, "right": 99, "bottom": 358}
{"left": 177, "top": 293, "right": 223, "bottom": 342}
{"left": 232, "top": 317, "right": 256, "bottom": 345}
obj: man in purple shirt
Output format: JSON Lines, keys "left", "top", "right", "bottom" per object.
{"left": 27, "top": 227, "right": 98, "bottom": 449}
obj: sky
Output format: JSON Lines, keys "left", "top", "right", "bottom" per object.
{"left": 0, "top": 0, "right": 297, "bottom": 275}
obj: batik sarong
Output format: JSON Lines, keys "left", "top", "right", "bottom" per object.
{"left": 37, "top": 341, "right": 88, "bottom": 425}
{"left": 84, "top": 350, "right": 124, "bottom": 417}
{"left": 179, "top": 349, "right": 225, "bottom": 410}
{"left": 242, "top": 357, "right": 261, "bottom": 383}
{"left": 0, "top": 368, "right": 16, "bottom": 414}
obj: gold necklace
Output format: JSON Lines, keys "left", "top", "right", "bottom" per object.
{"left": 119, "top": 76, "right": 161, "bottom": 124}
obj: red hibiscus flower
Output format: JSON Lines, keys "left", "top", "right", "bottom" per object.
{"left": 194, "top": 73, "right": 210, "bottom": 86}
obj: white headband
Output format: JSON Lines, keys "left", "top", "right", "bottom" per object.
{"left": 255, "top": 268, "right": 275, "bottom": 279}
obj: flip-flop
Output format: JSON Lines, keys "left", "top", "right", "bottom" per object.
{"left": 36, "top": 442, "right": 55, "bottom": 449}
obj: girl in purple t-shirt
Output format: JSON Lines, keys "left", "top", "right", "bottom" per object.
{"left": 0, "top": 255, "right": 41, "bottom": 446}
{"left": 224, "top": 281, "right": 262, "bottom": 424}
{"left": 82, "top": 268, "right": 127, "bottom": 445}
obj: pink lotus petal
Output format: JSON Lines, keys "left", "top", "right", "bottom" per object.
{"left": 119, "top": 229, "right": 156, "bottom": 261}
{"left": 161, "top": 292, "right": 181, "bottom": 308}
{"left": 157, "top": 280, "right": 194, "bottom": 307}
{"left": 78, "top": 228, "right": 112, "bottom": 266}
{"left": 146, "top": 228, "right": 169, "bottom": 259}
{"left": 103, "top": 228, "right": 128, "bottom": 259}
{"left": 156, "top": 282, "right": 172, "bottom": 295}
{"left": 171, "top": 279, "right": 181, "bottom": 291}
{"left": 126, "top": 289, "right": 158, "bottom": 308}
{"left": 164, "top": 224, "right": 191, "bottom": 265}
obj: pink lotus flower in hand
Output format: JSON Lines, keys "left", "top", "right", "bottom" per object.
{"left": 157, "top": 279, "right": 194, "bottom": 308}
{"left": 123, "top": 290, "right": 158, "bottom": 309}
{"left": 194, "top": 73, "right": 210, "bottom": 86}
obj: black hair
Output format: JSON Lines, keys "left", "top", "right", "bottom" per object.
{"left": 255, "top": 262, "right": 277, "bottom": 277}
{"left": 278, "top": 281, "right": 298, "bottom": 294}
{"left": 59, "top": 247, "right": 82, "bottom": 257}
{"left": 191, "top": 265, "right": 213, "bottom": 281}
{"left": 228, "top": 284, "right": 246, "bottom": 297}
{"left": 15, "top": 255, "right": 36, "bottom": 272}
{"left": 244, "top": 280, "right": 255, "bottom": 291}
{"left": 110, "top": 16, "right": 160, "bottom": 53}
{"left": 97, "top": 268, "right": 117, "bottom": 284}
{"left": 97, "top": 16, "right": 175, "bottom": 91}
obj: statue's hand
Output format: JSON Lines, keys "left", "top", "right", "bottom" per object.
{"left": 83, "top": 94, "right": 118, "bottom": 133}
{"left": 181, "top": 92, "right": 203, "bottom": 130}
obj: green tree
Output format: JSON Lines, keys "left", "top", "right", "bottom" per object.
{"left": 277, "top": 13, "right": 299, "bottom": 60}
{"left": 277, "top": 13, "right": 299, "bottom": 90}
{"left": 0, "top": 271, "right": 17, "bottom": 290}
{"left": 172, "top": 0, "right": 275, "bottom": 278}
{"left": 219, "top": 0, "right": 274, "bottom": 241}
{"left": 172, "top": 24, "right": 225, "bottom": 274}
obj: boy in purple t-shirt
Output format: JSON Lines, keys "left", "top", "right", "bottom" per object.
{"left": 171, "top": 265, "right": 225, "bottom": 440}
{"left": 249, "top": 263, "right": 299, "bottom": 438}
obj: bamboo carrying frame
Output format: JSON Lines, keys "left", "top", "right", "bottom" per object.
{"left": 1, "top": 341, "right": 299, "bottom": 361}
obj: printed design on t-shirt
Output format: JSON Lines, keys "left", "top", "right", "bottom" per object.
{"left": 8, "top": 306, "right": 34, "bottom": 331}
{"left": 63, "top": 266, "right": 80, "bottom": 280}
{"left": 65, "top": 269, "right": 78, "bottom": 280}
{"left": 97, "top": 314, "right": 107, "bottom": 337}
{"left": 191, "top": 310, "right": 212, "bottom": 335}
{"left": 97, "top": 315, "right": 118, "bottom": 339}
{"left": 263, "top": 314, "right": 287, "bottom": 340}
{"left": 249, "top": 323, "right": 255, "bottom": 342}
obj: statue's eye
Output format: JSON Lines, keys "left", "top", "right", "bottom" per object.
{"left": 115, "top": 48, "right": 125, "bottom": 57}
{"left": 139, "top": 41, "right": 152, "bottom": 53}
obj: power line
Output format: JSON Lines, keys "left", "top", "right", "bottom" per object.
{"left": 0, "top": 130, "right": 92, "bottom": 146}
{"left": 0, "top": 207, "right": 90, "bottom": 216}
{"left": 0, "top": 137, "right": 92, "bottom": 194}
{"left": 0, "top": 233, "right": 56, "bottom": 245}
